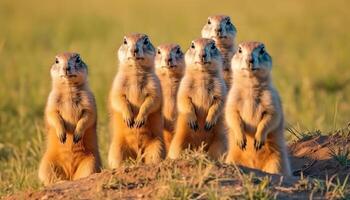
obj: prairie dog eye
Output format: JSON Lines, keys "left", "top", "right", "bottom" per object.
{"left": 76, "top": 56, "right": 81, "bottom": 63}
{"left": 207, "top": 19, "right": 211, "bottom": 25}
{"left": 157, "top": 49, "right": 161, "bottom": 55}
{"left": 260, "top": 47, "right": 265, "bottom": 54}
{"left": 144, "top": 38, "right": 149, "bottom": 45}
{"left": 55, "top": 58, "right": 59, "bottom": 64}
{"left": 191, "top": 43, "right": 195, "bottom": 49}
{"left": 238, "top": 47, "right": 242, "bottom": 53}
{"left": 123, "top": 38, "right": 127, "bottom": 45}
{"left": 176, "top": 48, "right": 181, "bottom": 54}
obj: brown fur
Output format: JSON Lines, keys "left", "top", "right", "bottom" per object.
{"left": 168, "top": 38, "right": 227, "bottom": 159}
{"left": 201, "top": 15, "right": 237, "bottom": 88}
{"left": 38, "top": 52, "right": 101, "bottom": 185}
{"left": 155, "top": 44, "right": 185, "bottom": 151}
{"left": 225, "top": 42, "right": 291, "bottom": 175}
{"left": 108, "top": 33, "right": 165, "bottom": 168}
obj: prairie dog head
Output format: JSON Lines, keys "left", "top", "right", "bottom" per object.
{"left": 155, "top": 44, "right": 185, "bottom": 76}
{"left": 232, "top": 42, "right": 272, "bottom": 79}
{"left": 185, "top": 38, "right": 222, "bottom": 72}
{"left": 118, "top": 33, "right": 156, "bottom": 69}
{"left": 201, "top": 15, "right": 237, "bottom": 48}
{"left": 50, "top": 52, "right": 87, "bottom": 85}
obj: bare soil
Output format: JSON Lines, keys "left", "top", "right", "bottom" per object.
{"left": 4, "top": 134, "right": 350, "bottom": 200}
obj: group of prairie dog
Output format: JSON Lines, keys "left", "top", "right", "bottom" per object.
{"left": 39, "top": 14, "right": 291, "bottom": 185}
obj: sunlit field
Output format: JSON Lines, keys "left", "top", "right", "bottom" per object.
{"left": 0, "top": 0, "right": 349, "bottom": 196}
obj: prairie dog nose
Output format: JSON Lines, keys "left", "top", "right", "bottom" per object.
{"left": 202, "top": 53, "right": 208, "bottom": 61}
{"left": 167, "top": 58, "right": 173, "bottom": 65}
{"left": 66, "top": 66, "right": 71, "bottom": 71}
{"left": 248, "top": 57, "right": 254, "bottom": 64}
{"left": 133, "top": 47, "right": 139, "bottom": 56}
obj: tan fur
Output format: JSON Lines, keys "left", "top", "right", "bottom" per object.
{"left": 108, "top": 33, "right": 165, "bottom": 168}
{"left": 155, "top": 44, "right": 185, "bottom": 151}
{"left": 225, "top": 42, "right": 291, "bottom": 175}
{"left": 38, "top": 52, "right": 101, "bottom": 185}
{"left": 201, "top": 15, "right": 237, "bottom": 88}
{"left": 168, "top": 38, "right": 227, "bottom": 159}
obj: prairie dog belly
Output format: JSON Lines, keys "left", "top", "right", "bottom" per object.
{"left": 240, "top": 100, "right": 264, "bottom": 134}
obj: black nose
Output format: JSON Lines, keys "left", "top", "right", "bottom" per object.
{"left": 134, "top": 48, "right": 139, "bottom": 54}
{"left": 248, "top": 57, "right": 254, "bottom": 64}
{"left": 216, "top": 28, "right": 222, "bottom": 36}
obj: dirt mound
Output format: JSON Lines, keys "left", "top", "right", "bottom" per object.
{"left": 290, "top": 134, "right": 350, "bottom": 179}
{"left": 5, "top": 134, "right": 350, "bottom": 200}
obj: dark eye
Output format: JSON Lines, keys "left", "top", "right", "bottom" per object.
{"left": 144, "top": 38, "right": 149, "bottom": 45}
{"left": 176, "top": 48, "right": 181, "bottom": 54}
{"left": 260, "top": 47, "right": 265, "bottom": 54}
{"left": 226, "top": 19, "right": 231, "bottom": 25}
{"left": 123, "top": 38, "right": 127, "bottom": 45}
{"left": 211, "top": 44, "right": 216, "bottom": 50}
{"left": 238, "top": 47, "right": 242, "bottom": 53}
{"left": 157, "top": 49, "right": 161, "bottom": 55}
{"left": 207, "top": 19, "right": 211, "bottom": 25}
{"left": 76, "top": 56, "right": 81, "bottom": 63}
{"left": 191, "top": 43, "right": 195, "bottom": 49}
{"left": 55, "top": 58, "right": 59, "bottom": 64}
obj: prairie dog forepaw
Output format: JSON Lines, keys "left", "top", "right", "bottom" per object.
{"left": 204, "top": 120, "right": 215, "bottom": 131}
{"left": 124, "top": 117, "right": 134, "bottom": 128}
{"left": 123, "top": 112, "right": 134, "bottom": 128}
{"left": 58, "top": 131, "right": 67, "bottom": 144}
{"left": 236, "top": 135, "right": 247, "bottom": 150}
{"left": 188, "top": 120, "right": 199, "bottom": 131}
{"left": 254, "top": 138, "right": 265, "bottom": 151}
{"left": 73, "top": 131, "right": 82, "bottom": 144}
{"left": 134, "top": 115, "right": 146, "bottom": 128}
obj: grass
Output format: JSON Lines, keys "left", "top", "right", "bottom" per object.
{"left": 0, "top": 0, "right": 350, "bottom": 197}
{"left": 329, "top": 147, "right": 350, "bottom": 167}
{"left": 98, "top": 149, "right": 349, "bottom": 199}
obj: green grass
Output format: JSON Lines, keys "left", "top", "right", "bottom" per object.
{"left": 0, "top": 0, "right": 350, "bottom": 196}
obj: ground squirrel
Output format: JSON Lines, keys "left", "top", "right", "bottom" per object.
{"left": 38, "top": 52, "right": 101, "bottom": 185}
{"left": 108, "top": 33, "right": 165, "bottom": 168}
{"left": 155, "top": 44, "right": 185, "bottom": 151}
{"left": 225, "top": 42, "right": 291, "bottom": 175}
{"left": 168, "top": 38, "right": 227, "bottom": 159}
{"left": 201, "top": 15, "right": 237, "bottom": 88}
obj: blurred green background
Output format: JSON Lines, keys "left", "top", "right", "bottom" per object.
{"left": 0, "top": 0, "right": 349, "bottom": 195}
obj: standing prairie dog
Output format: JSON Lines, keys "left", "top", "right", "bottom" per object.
{"left": 108, "top": 33, "right": 165, "bottom": 168}
{"left": 201, "top": 15, "right": 237, "bottom": 88}
{"left": 168, "top": 38, "right": 227, "bottom": 159}
{"left": 225, "top": 42, "right": 291, "bottom": 175}
{"left": 155, "top": 44, "right": 185, "bottom": 151}
{"left": 38, "top": 53, "right": 101, "bottom": 185}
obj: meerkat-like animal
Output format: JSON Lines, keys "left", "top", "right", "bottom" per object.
{"left": 168, "top": 38, "right": 227, "bottom": 159}
{"left": 108, "top": 33, "right": 165, "bottom": 168}
{"left": 155, "top": 44, "right": 185, "bottom": 151}
{"left": 38, "top": 53, "right": 101, "bottom": 185}
{"left": 201, "top": 15, "right": 237, "bottom": 88}
{"left": 225, "top": 42, "right": 291, "bottom": 175}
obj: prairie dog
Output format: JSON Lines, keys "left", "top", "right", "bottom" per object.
{"left": 155, "top": 44, "right": 185, "bottom": 151}
{"left": 168, "top": 38, "right": 227, "bottom": 159}
{"left": 38, "top": 53, "right": 101, "bottom": 185}
{"left": 108, "top": 33, "right": 165, "bottom": 168}
{"left": 201, "top": 15, "right": 237, "bottom": 88}
{"left": 225, "top": 42, "right": 291, "bottom": 175}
